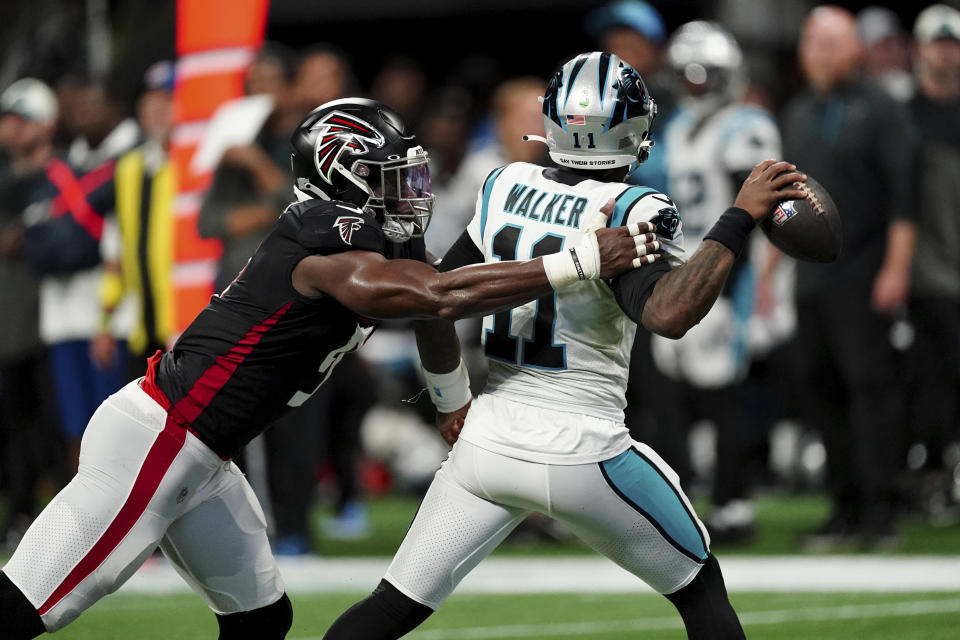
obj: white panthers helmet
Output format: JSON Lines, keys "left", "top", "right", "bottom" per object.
{"left": 525, "top": 52, "right": 657, "bottom": 171}
{"left": 667, "top": 21, "right": 745, "bottom": 115}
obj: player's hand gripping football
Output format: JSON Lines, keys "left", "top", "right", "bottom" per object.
{"left": 588, "top": 199, "right": 662, "bottom": 279}
{"left": 734, "top": 159, "right": 807, "bottom": 222}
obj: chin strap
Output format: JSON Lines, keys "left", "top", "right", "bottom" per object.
{"left": 636, "top": 139, "right": 655, "bottom": 164}
{"left": 293, "top": 187, "right": 314, "bottom": 202}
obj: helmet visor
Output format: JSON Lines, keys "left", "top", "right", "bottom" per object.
{"left": 370, "top": 151, "right": 435, "bottom": 242}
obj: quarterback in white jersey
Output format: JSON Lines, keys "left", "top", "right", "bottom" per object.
{"left": 323, "top": 52, "right": 807, "bottom": 640}
{"left": 458, "top": 162, "right": 684, "bottom": 464}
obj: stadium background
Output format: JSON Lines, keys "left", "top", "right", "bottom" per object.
{"left": 0, "top": 0, "right": 959, "bottom": 638}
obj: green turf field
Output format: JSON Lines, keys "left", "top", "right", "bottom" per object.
{"left": 51, "top": 591, "right": 960, "bottom": 639}
{"left": 309, "top": 491, "right": 959, "bottom": 557}
{"left": 11, "top": 492, "right": 960, "bottom": 638}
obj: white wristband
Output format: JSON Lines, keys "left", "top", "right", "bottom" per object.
{"left": 541, "top": 231, "right": 601, "bottom": 289}
{"left": 423, "top": 358, "right": 472, "bottom": 412}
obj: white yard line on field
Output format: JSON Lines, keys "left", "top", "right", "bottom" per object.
{"left": 122, "top": 555, "right": 960, "bottom": 595}
{"left": 291, "top": 598, "right": 960, "bottom": 640}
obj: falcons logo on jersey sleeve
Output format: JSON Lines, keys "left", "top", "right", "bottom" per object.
{"left": 334, "top": 215, "right": 365, "bottom": 245}
{"left": 312, "top": 112, "right": 385, "bottom": 183}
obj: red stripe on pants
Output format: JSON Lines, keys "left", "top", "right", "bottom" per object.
{"left": 38, "top": 416, "right": 187, "bottom": 615}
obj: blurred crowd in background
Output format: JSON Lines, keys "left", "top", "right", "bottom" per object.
{"left": 0, "top": 0, "right": 958, "bottom": 557}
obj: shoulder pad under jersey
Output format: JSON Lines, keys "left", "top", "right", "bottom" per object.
{"left": 287, "top": 200, "right": 386, "bottom": 255}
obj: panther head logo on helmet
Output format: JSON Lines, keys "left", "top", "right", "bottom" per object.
{"left": 525, "top": 52, "right": 658, "bottom": 175}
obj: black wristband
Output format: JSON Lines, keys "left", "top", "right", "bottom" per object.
{"left": 703, "top": 207, "right": 756, "bottom": 257}
{"left": 569, "top": 248, "right": 585, "bottom": 280}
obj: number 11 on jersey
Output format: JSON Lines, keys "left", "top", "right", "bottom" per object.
{"left": 484, "top": 225, "right": 567, "bottom": 370}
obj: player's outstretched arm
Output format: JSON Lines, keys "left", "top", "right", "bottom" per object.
{"left": 293, "top": 220, "right": 661, "bottom": 321}
{"left": 642, "top": 160, "right": 805, "bottom": 339}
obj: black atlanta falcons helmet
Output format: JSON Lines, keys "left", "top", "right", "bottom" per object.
{"left": 291, "top": 98, "right": 434, "bottom": 242}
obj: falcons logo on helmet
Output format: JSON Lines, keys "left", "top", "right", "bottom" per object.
{"left": 334, "top": 215, "right": 365, "bottom": 245}
{"left": 312, "top": 112, "right": 385, "bottom": 183}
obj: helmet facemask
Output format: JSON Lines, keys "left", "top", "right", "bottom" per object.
{"left": 358, "top": 147, "right": 435, "bottom": 243}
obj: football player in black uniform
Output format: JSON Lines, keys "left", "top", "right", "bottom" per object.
{"left": 0, "top": 98, "right": 660, "bottom": 640}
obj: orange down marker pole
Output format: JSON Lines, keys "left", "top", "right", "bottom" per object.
{"left": 170, "top": 0, "right": 269, "bottom": 333}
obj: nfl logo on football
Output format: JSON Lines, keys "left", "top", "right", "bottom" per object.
{"left": 772, "top": 200, "right": 797, "bottom": 227}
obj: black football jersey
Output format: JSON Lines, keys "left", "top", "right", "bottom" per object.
{"left": 150, "top": 199, "right": 425, "bottom": 459}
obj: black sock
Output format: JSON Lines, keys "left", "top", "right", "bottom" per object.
{"left": 665, "top": 554, "right": 745, "bottom": 640}
{"left": 216, "top": 593, "right": 292, "bottom": 640}
{"left": 323, "top": 579, "right": 433, "bottom": 640}
{"left": 0, "top": 571, "right": 46, "bottom": 639}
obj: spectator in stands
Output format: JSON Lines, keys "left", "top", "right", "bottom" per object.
{"left": 0, "top": 78, "right": 63, "bottom": 547}
{"left": 199, "top": 43, "right": 300, "bottom": 292}
{"left": 424, "top": 76, "right": 545, "bottom": 257}
{"left": 291, "top": 46, "right": 353, "bottom": 121}
{"left": 587, "top": 0, "right": 674, "bottom": 194}
{"left": 904, "top": 4, "right": 960, "bottom": 521}
{"left": 370, "top": 57, "right": 428, "bottom": 130}
{"left": 419, "top": 88, "right": 474, "bottom": 188}
{"left": 91, "top": 61, "right": 176, "bottom": 383}
{"left": 66, "top": 77, "right": 140, "bottom": 171}
{"left": 782, "top": 5, "right": 917, "bottom": 550}
{"left": 29, "top": 75, "right": 139, "bottom": 471}
{"left": 585, "top": 0, "right": 667, "bottom": 80}
{"left": 857, "top": 6, "right": 915, "bottom": 102}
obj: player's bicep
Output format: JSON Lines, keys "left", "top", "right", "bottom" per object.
{"left": 295, "top": 251, "right": 441, "bottom": 320}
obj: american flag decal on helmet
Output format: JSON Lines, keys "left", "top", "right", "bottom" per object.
{"left": 334, "top": 215, "right": 364, "bottom": 245}
{"left": 312, "top": 112, "right": 385, "bottom": 184}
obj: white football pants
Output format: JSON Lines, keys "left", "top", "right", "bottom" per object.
{"left": 385, "top": 437, "right": 710, "bottom": 609}
{"left": 3, "top": 380, "right": 284, "bottom": 631}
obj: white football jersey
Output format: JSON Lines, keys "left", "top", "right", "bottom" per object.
{"left": 663, "top": 103, "right": 780, "bottom": 245}
{"left": 652, "top": 102, "right": 783, "bottom": 388}
{"left": 457, "top": 162, "right": 685, "bottom": 463}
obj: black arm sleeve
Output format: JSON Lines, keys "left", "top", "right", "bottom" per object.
{"left": 608, "top": 259, "right": 673, "bottom": 325}
{"left": 436, "top": 229, "right": 484, "bottom": 273}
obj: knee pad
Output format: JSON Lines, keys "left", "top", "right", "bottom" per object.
{"left": 217, "top": 593, "right": 293, "bottom": 640}
{"left": 0, "top": 571, "right": 46, "bottom": 640}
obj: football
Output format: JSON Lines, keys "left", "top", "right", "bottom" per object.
{"left": 760, "top": 175, "right": 842, "bottom": 263}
